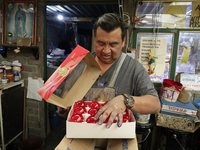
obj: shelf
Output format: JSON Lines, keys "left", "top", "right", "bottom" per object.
{"left": 0, "top": 80, "right": 24, "bottom": 90}
{"left": 0, "top": 44, "right": 39, "bottom": 60}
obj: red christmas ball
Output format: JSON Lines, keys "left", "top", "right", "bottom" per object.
{"left": 71, "top": 114, "right": 84, "bottom": 122}
{"left": 86, "top": 116, "right": 99, "bottom": 123}
{"left": 88, "top": 108, "right": 98, "bottom": 116}
{"left": 74, "top": 100, "right": 86, "bottom": 108}
{"left": 89, "top": 101, "right": 101, "bottom": 109}
{"left": 74, "top": 106, "right": 87, "bottom": 115}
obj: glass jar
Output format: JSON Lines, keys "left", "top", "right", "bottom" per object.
{"left": 5, "top": 66, "right": 14, "bottom": 83}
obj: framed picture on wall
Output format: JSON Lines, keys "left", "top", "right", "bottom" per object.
{"left": 3, "top": 0, "right": 37, "bottom": 45}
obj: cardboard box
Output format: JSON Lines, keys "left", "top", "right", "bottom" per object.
{"left": 55, "top": 136, "right": 138, "bottom": 150}
{"left": 38, "top": 45, "right": 101, "bottom": 108}
{"left": 180, "top": 74, "right": 200, "bottom": 91}
{"left": 55, "top": 136, "right": 95, "bottom": 150}
{"left": 155, "top": 113, "right": 200, "bottom": 133}
{"left": 160, "top": 98, "right": 198, "bottom": 120}
{"left": 107, "top": 138, "right": 138, "bottom": 150}
{"left": 67, "top": 101, "right": 136, "bottom": 139}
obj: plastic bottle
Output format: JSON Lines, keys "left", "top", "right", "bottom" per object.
{"left": 1, "top": 70, "right": 9, "bottom": 84}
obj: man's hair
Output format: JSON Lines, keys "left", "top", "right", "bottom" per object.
{"left": 94, "top": 13, "right": 129, "bottom": 41}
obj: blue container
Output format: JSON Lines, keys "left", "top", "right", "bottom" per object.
{"left": 194, "top": 99, "right": 200, "bottom": 119}
{"left": 194, "top": 99, "right": 200, "bottom": 107}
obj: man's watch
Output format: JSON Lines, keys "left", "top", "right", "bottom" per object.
{"left": 122, "top": 94, "right": 135, "bottom": 109}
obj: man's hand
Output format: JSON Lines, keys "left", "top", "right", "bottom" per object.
{"left": 94, "top": 95, "right": 126, "bottom": 128}
{"left": 57, "top": 106, "right": 71, "bottom": 118}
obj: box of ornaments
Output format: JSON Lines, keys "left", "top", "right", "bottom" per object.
{"left": 66, "top": 100, "right": 136, "bottom": 139}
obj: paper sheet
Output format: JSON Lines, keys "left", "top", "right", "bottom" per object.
{"left": 139, "top": 37, "right": 168, "bottom": 76}
{"left": 27, "top": 77, "right": 44, "bottom": 101}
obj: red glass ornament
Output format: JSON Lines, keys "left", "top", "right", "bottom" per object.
{"left": 71, "top": 114, "right": 84, "bottom": 122}
{"left": 123, "top": 110, "right": 128, "bottom": 118}
{"left": 113, "top": 119, "right": 117, "bottom": 123}
{"left": 123, "top": 117, "right": 129, "bottom": 123}
{"left": 86, "top": 116, "right": 99, "bottom": 123}
{"left": 88, "top": 108, "right": 98, "bottom": 116}
{"left": 74, "top": 100, "right": 86, "bottom": 108}
{"left": 74, "top": 106, "right": 86, "bottom": 115}
{"left": 89, "top": 101, "right": 101, "bottom": 109}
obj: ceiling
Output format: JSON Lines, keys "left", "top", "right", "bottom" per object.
{"left": 46, "top": 4, "right": 120, "bottom": 30}
{"left": 45, "top": 1, "right": 193, "bottom": 30}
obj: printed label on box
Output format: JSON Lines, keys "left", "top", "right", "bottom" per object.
{"left": 161, "top": 104, "right": 197, "bottom": 116}
{"left": 180, "top": 74, "right": 200, "bottom": 91}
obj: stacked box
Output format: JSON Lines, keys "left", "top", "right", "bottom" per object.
{"left": 156, "top": 98, "right": 200, "bottom": 132}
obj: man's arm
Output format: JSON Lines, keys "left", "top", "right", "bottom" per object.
{"left": 125, "top": 94, "right": 160, "bottom": 114}
{"left": 94, "top": 94, "right": 161, "bottom": 128}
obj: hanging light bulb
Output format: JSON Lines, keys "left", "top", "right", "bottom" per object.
{"left": 57, "top": 14, "right": 63, "bottom": 20}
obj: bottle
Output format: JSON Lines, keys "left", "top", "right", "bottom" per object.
{"left": 6, "top": 66, "right": 14, "bottom": 83}
{"left": 0, "top": 69, "right": 3, "bottom": 85}
{"left": 13, "top": 70, "right": 20, "bottom": 82}
{"left": 1, "top": 70, "right": 8, "bottom": 84}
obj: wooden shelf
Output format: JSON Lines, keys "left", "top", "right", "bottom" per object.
{"left": 0, "top": 44, "right": 39, "bottom": 60}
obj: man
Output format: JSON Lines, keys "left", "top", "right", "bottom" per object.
{"left": 58, "top": 13, "right": 161, "bottom": 129}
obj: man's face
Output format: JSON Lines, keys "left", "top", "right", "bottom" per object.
{"left": 94, "top": 27, "right": 125, "bottom": 64}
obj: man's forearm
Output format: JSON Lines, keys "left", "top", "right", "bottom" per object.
{"left": 130, "top": 95, "right": 161, "bottom": 114}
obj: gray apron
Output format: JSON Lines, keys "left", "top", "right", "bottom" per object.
{"left": 83, "top": 53, "right": 126, "bottom": 102}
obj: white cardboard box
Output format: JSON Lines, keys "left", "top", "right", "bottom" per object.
{"left": 66, "top": 101, "right": 136, "bottom": 139}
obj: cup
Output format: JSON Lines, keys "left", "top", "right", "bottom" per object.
{"left": 136, "top": 113, "right": 151, "bottom": 124}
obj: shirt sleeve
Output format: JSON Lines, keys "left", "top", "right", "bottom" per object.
{"left": 134, "top": 62, "right": 158, "bottom": 97}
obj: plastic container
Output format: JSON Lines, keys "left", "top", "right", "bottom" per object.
{"left": 52, "top": 49, "right": 65, "bottom": 55}
{"left": 18, "top": 137, "right": 44, "bottom": 150}
{"left": 178, "top": 87, "right": 194, "bottom": 103}
{"left": 13, "top": 70, "right": 20, "bottom": 82}
{"left": 136, "top": 113, "right": 151, "bottom": 124}
{"left": 160, "top": 79, "right": 183, "bottom": 102}
{"left": 194, "top": 99, "right": 200, "bottom": 119}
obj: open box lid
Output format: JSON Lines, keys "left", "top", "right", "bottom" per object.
{"left": 38, "top": 45, "right": 101, "bottom": 108}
